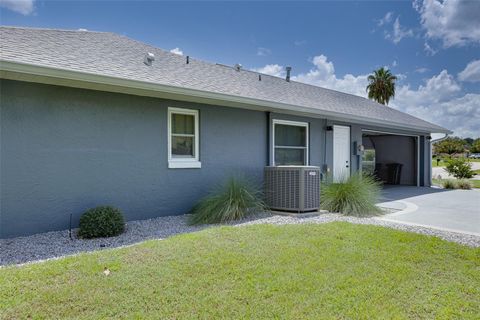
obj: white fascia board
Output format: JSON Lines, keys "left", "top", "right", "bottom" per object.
{"left": 0, "top": 60, "right": 452, "bottom": 134}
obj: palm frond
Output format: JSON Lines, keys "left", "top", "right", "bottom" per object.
{"left": 366, "top": 67, "right": 397, "bottom": 105}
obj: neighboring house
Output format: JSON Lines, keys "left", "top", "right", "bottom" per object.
{"left": 0, "top": 27, "right": 451, "bottom": 238}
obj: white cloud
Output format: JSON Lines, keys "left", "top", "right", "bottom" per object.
{"left": 251, "top": 64, "right": 285, "bottom": 77}
{"left": 394, "top": 92, "right": 480, "bottom": 138}
{"left": 423, "top": 42, "right": 438, "bottom": 56}
{"left": 380, "top": 14, "right": 414, "bottom": 44}
{"left": 394, "top": 70, "right": 461, "bottom": 107}
{"left": 458, "top": 60, "right": 480, "bottom": 82}
{"left": 255, "top": 55, "right": 479, "bottom": 137}
{"left": 256, "top": 47, "right": 271, "bottom": 56}
{"left": 392, "top": 60, "right": 398, "bottom": 67}
{"left": 294, "top": 40, "right": 306, "bottom": 46}
{"left": 170, "top": 48, "right": 183, "bottom": 55}
{"left": 377, "top": 12, "right": 393, "bottom": 26}
{"left": 414, "top": 0, "right": 480, "bottom": 47}
{"left": 390, "top": 17, "right": 414, "bottom": 44}
{"left": 0, "top": 0, "right": 34, "bottom": 15}
{"left": 292, "top": 55, "right": 369, "bottom": 97}
{"left": 415, "top": 67, "right": 429, "bottom": 74}
{"left": 391, "top": 70, "right": 480, "bottom": 137}
{"left": 396, "top": 73, "right": 407, "bottom": 81}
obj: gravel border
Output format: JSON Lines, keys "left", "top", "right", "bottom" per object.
{"left": 2, "top": 212, "right": 479, "bottom": 267}
{"left": 0, "top": 213, "right": 267, "bottom": 267}
{"left": 238, "top": 213, "right": 480, "bottom": 247}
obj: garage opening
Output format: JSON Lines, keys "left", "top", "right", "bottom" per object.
{"left": 362, "top": 130, "right": 419, "bottom": 186}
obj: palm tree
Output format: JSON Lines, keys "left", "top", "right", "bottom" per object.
{"left": 366, "top": 67, "right": 397, "bottom": 105}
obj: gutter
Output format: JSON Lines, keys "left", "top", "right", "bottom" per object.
{"left": 431, "top": 133, "right": 449, "bottom": 143}
{"left": 0, "top": 59, "right": 451, "bottom": 134}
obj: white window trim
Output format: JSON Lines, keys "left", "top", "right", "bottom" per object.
{"left": 168, "top": 107, "right": 201, "bottom": 169}
{"left": 272, "top": 119, "right": 309, "bottom": 166}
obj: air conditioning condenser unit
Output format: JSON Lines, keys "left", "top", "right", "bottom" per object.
{"left": 264, "top": 166, "right": 320, "bottom": 212}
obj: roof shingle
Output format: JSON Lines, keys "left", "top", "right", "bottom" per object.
{"left": 0, "top": 26, "right": 449, "bottom": 133}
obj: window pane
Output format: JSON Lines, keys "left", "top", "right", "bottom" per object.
{"left": 172, "top": 136, "right": 194, "bottom": 157}
{"left": 172, "top": 114, "right": 194, "bottom": 134}
{"left": 275, "top": 124, "right": 306, "bottom": 147}
{"left": 275, "top": 148, "right": 306, "bottom": 165}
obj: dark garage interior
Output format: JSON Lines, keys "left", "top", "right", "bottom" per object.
{"left": 362, "top": 131, "right": 418, "bottom": 186}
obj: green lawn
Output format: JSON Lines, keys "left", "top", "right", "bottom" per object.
{"left": 432, "top": 159, "right": 448, "bottom": 167}
{"left": 1, "top": 223, "right": 479, "bottom": 319}
{"left": 432, "top": 158, "right": 480, "bottom": 167}
{"left": 432, "top": 179, "right": 480, "bottom": 189}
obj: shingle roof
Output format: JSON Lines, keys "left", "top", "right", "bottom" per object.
{"left": 0, "top": 26, "right": 449, "bottom": 133}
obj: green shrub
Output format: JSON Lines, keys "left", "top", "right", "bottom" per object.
{"left": 445, "top": 158, "right": 474, "bottom": 179}
{"left": 441, "top": 180, "right": 457, "bottom": 189}
{"left": 78, "top": 206, "right": 125, "bottom": 239}
{"left": 321, "top": 173, "right": 382, "bottom": 217}
{"left": 189, "top": 177, "right": 264, "bottom": 225}
{"left": 456, "top": 180, "right": 473, "bottom": 190}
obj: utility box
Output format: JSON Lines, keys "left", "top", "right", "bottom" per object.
{"left": 264, "top": 166, "right": 320, "bottom": 212}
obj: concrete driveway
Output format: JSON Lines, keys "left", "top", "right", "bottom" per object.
{"left": 376, "top": 186, "right": 480, "bottom": 236}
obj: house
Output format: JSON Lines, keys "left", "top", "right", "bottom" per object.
{"left": 0, "top": 27, "right": 451, "bottom": 238}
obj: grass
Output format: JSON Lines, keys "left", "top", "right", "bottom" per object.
{"left": 433, "top": 179, "right": 480, "bottom": 189}
{"left": 321, "top": 173, "right": 382, "bottom": 216}
{"left": 438, "top": 179, "right": 473, "bottom": 190}
{"left": 471, "top": 180, "right": 480, "bottom": 188}
{"left": 188, "top": 176, "right": 264, "bottom": 225}
{"left": 432, "top": 159, "right": 448, "bottom": 167}
{"left": 432, "top": 158, "right": 480, "bottom": 167}
{"left": 456, "top": 180, "right": 474, "bottom": 189}
{"left": 441, "top": 179, "right": 457, "bottom": 189}
{"left": 1, "top": 223, "right": 479, "bottom": 319}
{"left": 468, "top": 179, "right": 480, "bottom": 188}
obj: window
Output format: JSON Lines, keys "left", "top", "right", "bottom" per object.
{"left": 168, "top": 107, "right": 200, "bottom": 168}
{"left": 272, "top": 120, "right": 309, "bottom": 166}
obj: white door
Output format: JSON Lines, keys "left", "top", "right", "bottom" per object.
{"left": 333, "top": 125, "right": 351, "bottom": 182}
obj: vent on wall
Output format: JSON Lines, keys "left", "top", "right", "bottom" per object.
{"left": 264, "top": 166, "right": 320, "bottom": 212}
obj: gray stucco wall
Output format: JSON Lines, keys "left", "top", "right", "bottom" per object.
{"left": 1, "top": 79, "right": 433, "bottom": 238}
{"left": 0, "top": 80, "right": 267, "bottom": 238}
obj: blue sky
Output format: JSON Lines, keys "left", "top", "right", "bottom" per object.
{"left": 1, "top": 0, "right": 479, "bottom": 137}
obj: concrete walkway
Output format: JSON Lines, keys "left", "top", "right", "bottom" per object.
{"left": 377, "top": 186, "right": 480, "bottom": 236}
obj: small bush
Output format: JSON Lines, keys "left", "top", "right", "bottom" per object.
{"left": 441, "top": 180, "right": 457, "bottom": 189}
{"left": 445, "top": 158, "right": 474, "bottom": 179}
{"left": 456, "top": 180, "right": 473, "bottom": 190}
{"left": 189, "top": 177, "right": 264, "bottom": 225}
{"left": 78, "top": 206, "right": 125, "bottom": 239}
{"left": 321, "top": 173, "right": 382, "bottom": 217}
